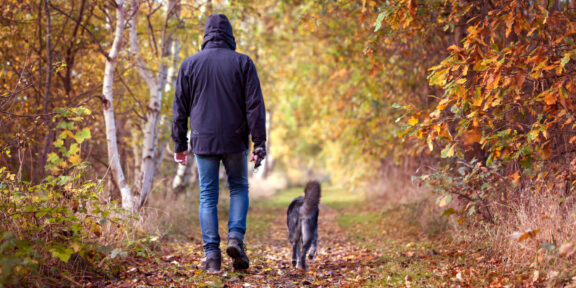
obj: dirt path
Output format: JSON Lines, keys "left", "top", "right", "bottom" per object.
{"left": 97, "top": 202, "right": 380, "bottom": 287}
{"left": 92, "top": 187, "right": 537, "bottom": 287}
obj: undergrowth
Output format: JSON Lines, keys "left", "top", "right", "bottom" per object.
{"left": 0, "top": 107, "right": 157, "bottom": 287}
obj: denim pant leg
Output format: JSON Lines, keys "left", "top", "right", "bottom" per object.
{"left": 222, "top": 151, "right": 249, "bottom": 241}
{"left": 195, "top": 154, "right": 221, "bottom": 255}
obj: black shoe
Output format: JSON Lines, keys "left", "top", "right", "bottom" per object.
{"left": 203, "top": 253, "right": 221, "bottom": 274}
{"left": 226, "top": 238, "right": 249, "bottom": 270}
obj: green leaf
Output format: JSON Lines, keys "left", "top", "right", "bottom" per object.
{"left": 67, "top": 143, "right": 80, "bottom": 157}
{"left": 50, "top": 245, "right": 74, "bottom": 262}
{"left": 441, "top": 143, "right": 455, "bottom": 158}
{"left": 98, "top": 245, "right": 114, "bottom": 254}
{"left": 442, "top": 208, "right": 456, "bottom": 217}
{"left": 74, "top": 128, "right": 91, "bottom": 144}
{"left": 53, "top": 138, "right": 64, "bottom": 148}
{"left": 374, "top": 12, "right": 385, "bottom": 32}
{"left": 560, "top": 86, "right": 568, "bottom": 99}
{"left": 56, "top": 121, "right": 74, "bottom": 130}
{"left": 561, "top": 54, "right": 571, "bottom": 68}
{"left": 111, "top": 248, "right": 127, "bottom": 259}
{"left": 47, "top": 153, "right": 60, "bottom": 164}
{"left": 57, "top": 175, "right": 74, "bottom": 185}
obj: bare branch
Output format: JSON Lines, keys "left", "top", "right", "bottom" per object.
{"left": 49, "top": 2, "right": 110, "bottom": 59}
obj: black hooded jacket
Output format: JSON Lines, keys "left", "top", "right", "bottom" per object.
{"left": 171, "top": 14, "right": 266, "bottom": 154}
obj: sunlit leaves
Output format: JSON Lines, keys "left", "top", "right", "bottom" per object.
{"left": 74, "top": 128, "right": 91, "bottom": 144}
{"left": 50, "top": 243, "right": 74, "bottom": 263}
{"left": 397, "top": 0, "right": 576, "bottom": 180}
{"left": 440, "top": 143, "right": 455, "bottom": 158}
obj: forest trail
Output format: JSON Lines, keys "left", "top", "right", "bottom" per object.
{"left": 98, "top": 189, "right": 379, "bottom": 287}
{"left": 94, "top": 187, "right": 537, "bottom": 287}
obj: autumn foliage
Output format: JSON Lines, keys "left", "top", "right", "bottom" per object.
{"left": 2, "top": 0, "right": 576, "bottom": 286}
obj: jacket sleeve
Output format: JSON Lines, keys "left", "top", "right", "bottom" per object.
{"left": 171, "top": 63, "right": 192, "bottom": 153}
{"left": 244, "top": 58, "right": 267, "bottom": 148}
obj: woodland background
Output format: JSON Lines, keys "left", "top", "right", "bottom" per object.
{"left": 2, "top": 0, "right": 576, "bottom": 286}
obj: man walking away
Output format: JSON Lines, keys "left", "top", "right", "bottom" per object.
{"left": 171, "top": 14, "right": 267, "bottom": 273}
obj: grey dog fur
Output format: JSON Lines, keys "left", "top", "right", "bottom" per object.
{"left": 286, "top": 181, "right": 321, "bottom": 270}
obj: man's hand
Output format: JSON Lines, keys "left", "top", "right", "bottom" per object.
{"left": 250, "top": 146, "right": 266, "bottom": 169}
{"left": 174, "top": 151, "right": 188, "bottom": 165}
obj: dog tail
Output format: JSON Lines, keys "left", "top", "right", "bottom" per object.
{"left": 301, "top": 181, "right": 321, "bottom": 216}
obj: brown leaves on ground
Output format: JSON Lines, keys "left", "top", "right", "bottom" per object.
{"left": 89, "top": 204, "right": 381, "bottom": 287}
{"left": 85, "top": 200, "right": 547, "bottom": 287}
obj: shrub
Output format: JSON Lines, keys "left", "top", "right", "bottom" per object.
{"left": 0, "top": 107, "right": 127, "bottom": 286}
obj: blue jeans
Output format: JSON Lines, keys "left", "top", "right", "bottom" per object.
{"left": 195, "top": 151, "right": 249, "bottom": 256}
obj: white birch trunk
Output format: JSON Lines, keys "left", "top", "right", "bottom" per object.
{"left": 102, "top": 0, "right": 133, "bottom": 211}
{"left": 130, "top": 0, "right": 179, "bottom": 210}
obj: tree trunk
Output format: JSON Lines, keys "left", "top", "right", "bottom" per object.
{"left": 453, "top": 0, "right": 466, "bottom": 46}
{"left": 207, "top": 0, "right": 213, "bottom": 14}
{"left": 102, "top": 0, "right": 133, "bottom": 211}
{"left": 39, "top": 0, "right": 54, "bottom": 181}
{"left": 131, "top": 0, "right": 180, "bottom": 210}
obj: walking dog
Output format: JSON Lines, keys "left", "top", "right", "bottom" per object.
{"left": 286, "top": 181, "right": 321, "bottom": 270}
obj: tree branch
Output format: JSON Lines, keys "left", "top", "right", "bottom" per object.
{"left": 49, "top": 2, "right": 110, "bottom": 59}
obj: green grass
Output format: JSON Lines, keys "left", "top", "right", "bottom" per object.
{"left": 141, "top": 184, "right": 521, "bottom": 287}
{"left": 256, "top": 184, "right": 364, "bottom": 209}
{"left": 336, "top": 206, "right": 432, "bottom": 285}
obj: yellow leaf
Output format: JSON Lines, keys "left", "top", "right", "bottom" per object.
{"left": 438, "top": 195, "right": 451, "bottom": 207}
{"left": 408, "top": 116, "right": 419, "bottom": 126}
{"left": 69, "top": 154, "right": 82, "bottom": 165}
{"left": 447, "top": 145, "right": 455, "bottom": 157}
{"left": 71, "top": 242, "right": 81, "bottom": 253}
{"left": 59, "top": 161, "right": 68, "bottom": 169}
{"left": 462, "top": 65, "right": 469, "bottom": 76}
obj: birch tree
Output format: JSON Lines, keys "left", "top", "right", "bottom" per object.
{"left": 129, "top": 0, "right": 181, "bottom": 210}
{"left": 101, "top": 0, "right": 133, "bottom": 211}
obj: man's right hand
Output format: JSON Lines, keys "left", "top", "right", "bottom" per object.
{"left": 174, "top": 151, "right": 188, "bottom": 165}
{"left": 250, "top": 146, "right": 266, "bottom": 169}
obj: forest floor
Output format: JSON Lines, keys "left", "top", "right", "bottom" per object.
{"left": 89, "top": 186, "right": 542, "bottom": 287}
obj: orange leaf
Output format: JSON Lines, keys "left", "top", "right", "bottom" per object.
{"left": 544, "top": 92, "right": 557, "bottom": 105}
{"left": 518, "top": 229, "right": 539, "bottom": 242}
{"left": 463, "top": 129, "right": 482, "bottom": 145}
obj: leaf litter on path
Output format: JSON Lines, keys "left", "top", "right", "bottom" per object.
{"left": 87, "top": 197, "right": 545, "bottom": 287}
{"left": 91, "top": 203, "right": 381, "bottom": 287}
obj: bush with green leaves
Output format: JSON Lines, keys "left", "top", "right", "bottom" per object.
{"left": 413, "top": 159, "right": 513, "bottom": 224}
{"left": 0, "top": 107, "right": 127, "bottom": 286}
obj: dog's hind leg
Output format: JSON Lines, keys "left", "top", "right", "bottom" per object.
{"left": 290, "top": 224, "right": 301, "bottom": 268}
{"left": 299, "top": 221, "right": 314, "bottom": 270}
{"left": 308, "top": 228, "right": 318, "bottom": 260}
{"left": 291, "top": 240, "right": 300, "bottom": 268}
